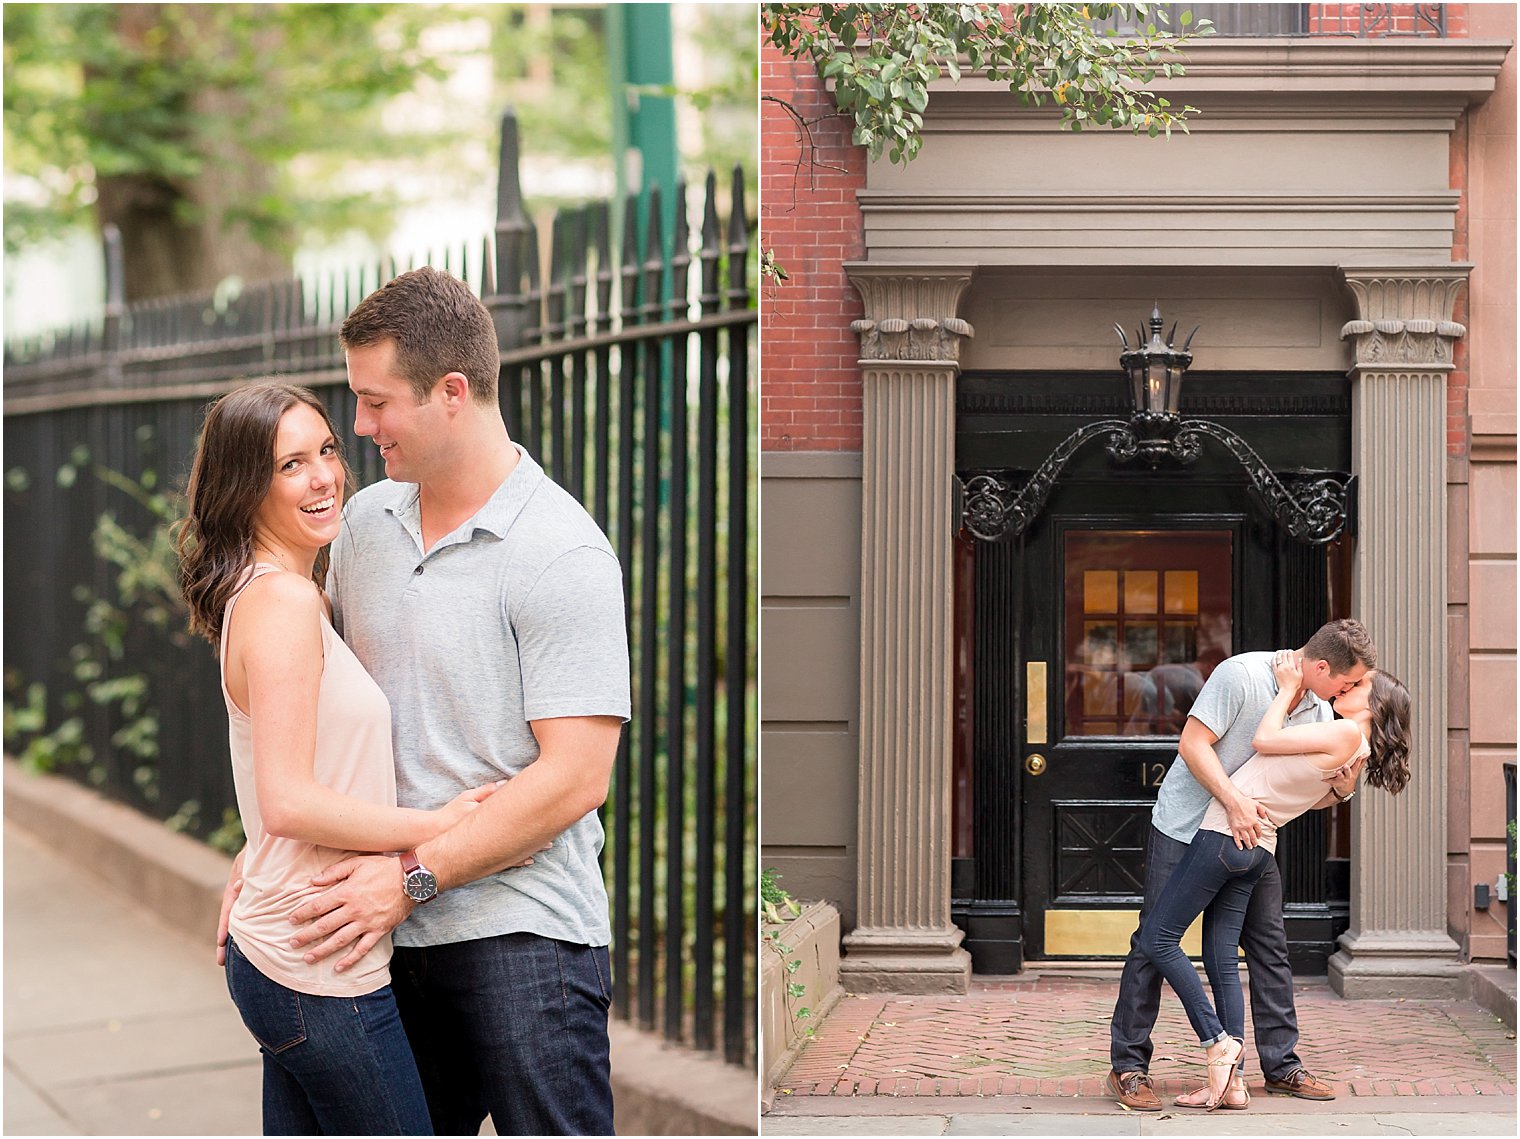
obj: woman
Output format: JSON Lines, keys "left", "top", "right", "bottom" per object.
{"left": 176, "top": 382, "right": 502, "bottom": 1135}
{"left": 1139, "top": 651, "right": 1412, "bottom": 1111}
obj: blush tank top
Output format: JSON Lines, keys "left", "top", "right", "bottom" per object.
{"left": 1199, "top": 733, "right": 1370, "bottom": 855}
{"left": 220, "top": 563, "right": 395, "bottom": 996}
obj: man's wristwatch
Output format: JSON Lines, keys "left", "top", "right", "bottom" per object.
{"left": 400, "top": 850, "right": 439, "bottom": 903}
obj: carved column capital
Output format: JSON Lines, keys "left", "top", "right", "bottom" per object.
{"left": 844, "top": 264, "right": 975, "bottom": 363}
{"left": 1337, "top": 265, "right": 1471, "bottom": 369}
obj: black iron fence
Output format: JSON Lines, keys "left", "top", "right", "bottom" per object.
{"left": 3, "top": 113, "right": 756, "bottom": 1065}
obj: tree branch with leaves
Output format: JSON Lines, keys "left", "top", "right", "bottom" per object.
{"left": 765, "top": 2, "right": 1213, "bottom": 167}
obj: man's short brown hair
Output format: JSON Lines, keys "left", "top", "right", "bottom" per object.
{"left": 1303, "top": 618, "right": 1377, "bottom": 674}
{"left": 339, "top": 266, "right": 500, "bottom": 405}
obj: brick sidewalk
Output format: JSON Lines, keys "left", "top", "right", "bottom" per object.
{"left": 777, "top": 976, "right": 1516, "bottom": 1099}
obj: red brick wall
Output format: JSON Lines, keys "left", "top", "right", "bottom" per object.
{"left": 1306, "top": 3, "right": 1467, "bottom": 36}
{"left": 761, "top": 46, "right": 867, "bottom": 452}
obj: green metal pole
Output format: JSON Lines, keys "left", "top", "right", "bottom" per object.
{"left": 608, "top": 3, "right": 678, "bottom": 256}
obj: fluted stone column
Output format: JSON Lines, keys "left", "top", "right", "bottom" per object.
{"left": 839, "top": 264, "right": 974, "bottom": 994}
{"left": 1331, "top": 266, "right": 1469, "bottom": 998}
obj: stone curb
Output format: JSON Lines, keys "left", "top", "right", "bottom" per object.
{"left": 764, "top": 1093, "right": 1520, "bottom": 1117}
{"left": 3, "top": 758, "right": 759, "bottom": 1136}
{"left": 1469, "top": 962, "right": 1518, "bottom": 1029}
{"left": 3, "top": 756, "right": 230, "bottom": 941}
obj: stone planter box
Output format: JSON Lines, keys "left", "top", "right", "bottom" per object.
{"left": 761, "top": 900, "right": 843, "bottom": 1094}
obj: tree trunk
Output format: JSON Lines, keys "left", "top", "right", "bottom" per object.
{"left": 92, "top": 4, "right": 291, "bottom": 303}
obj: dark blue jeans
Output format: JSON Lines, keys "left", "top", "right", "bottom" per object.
{"left": 1110, "top": 825, "right": 1304, "bottom": 1079}
{"left": 390, "top": 931, "right": 615, "bottom": 1136}
{"left": 1139, "top": 829, "right": 1271, "bottom": 1047}
{"left": 225, "top": 936, "right": 432, "bottom": 1136}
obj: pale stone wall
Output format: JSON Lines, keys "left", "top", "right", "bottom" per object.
{"left": 760, "top": 454, "right": 863, "bottom": 922}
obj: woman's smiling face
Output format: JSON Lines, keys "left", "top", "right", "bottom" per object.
{"left": 252, "top": 402, "right": 345, "bottom": 555}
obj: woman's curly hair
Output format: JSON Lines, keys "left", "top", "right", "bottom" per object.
{"left": 1364, "top": 670, "right": 1412, "bottom": 795}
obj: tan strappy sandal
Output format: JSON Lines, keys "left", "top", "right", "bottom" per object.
{"left": 1174, "top": 1073, "right": 1250, "bottom": 1110}
{"left": 1205, "top": 1037, "right": 1246, "bottom": 1111}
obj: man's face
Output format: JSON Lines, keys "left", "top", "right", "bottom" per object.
{"left": 1303, "top": 657, "right": 1369, "bottom": 702}
{"left": 346, "top": 339, "right": 446, "bottom": 484}
{"left": 1331, "top": 671, "right": 1374, "bottom": 718}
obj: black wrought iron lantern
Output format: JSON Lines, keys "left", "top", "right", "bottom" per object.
{"left": 1117, "top": 305, "right": 1197, "bottom": 418}
{"left": 957, "top": 304, "right": 1356, "bottom": 546}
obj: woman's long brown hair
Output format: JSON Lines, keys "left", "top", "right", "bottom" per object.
{"left": 175, "top": 383, "right": 352, "bottom": 648}
{"left": 1364, "top": 670, "right": 1412, "bottom": 795}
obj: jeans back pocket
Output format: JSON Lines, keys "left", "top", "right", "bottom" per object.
{"left": 1216, "top": 841, "right": 1263, "bottom": 876}
{"left": 226, "top": 938, "right": 308, "bottom": 1054}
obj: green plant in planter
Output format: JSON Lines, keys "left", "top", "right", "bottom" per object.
{"left": 762, "top": 867, "right": 813, "bottom": 1032}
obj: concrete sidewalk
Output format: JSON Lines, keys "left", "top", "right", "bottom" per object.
{"left": 4, "top": 824, "right": 262, "bottom": 1135}
{"left": 764, "top": 975, "right": 1516, "bottom": 1136}
{"left": 762, "top": 1099, "right": 1520, "bottom": 1135}
{"left": 3, "top": 759, "right": 758, "bottom": 1136}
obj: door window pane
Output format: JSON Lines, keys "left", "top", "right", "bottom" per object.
{"left": 1083, "top": 672, "right": 1118, "bottom": 716}
{"left": 1124, "top": 570, "right": 1158, "bottom": 615}
{"left": 1064, "top": 531, "right": 1232, "bottom": 737}
{"left": 1084, "top": 571, "right": 1118, "bottom": 614}
{"left": 1163, "top": 622, "right": 1197, "bottom": 664}
{"left": 1164, "top": 570, "right": 1199, "bottom": 615}
{"left": 1123, "top": 623, "right": 1158, "bottom": 667}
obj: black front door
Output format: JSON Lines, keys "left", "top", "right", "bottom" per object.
{"left": 953, "top": 372, "right": 1353, "bottom": 972}
{"left": 1020, "top": 514, "right": 1263, "bottom": 959}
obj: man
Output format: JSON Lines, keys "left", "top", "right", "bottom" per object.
{"left": 239, "top": 266, "right": 629, "bottom": 1135}
{"left": 1106, "top": 618, "right": 1374, "bottom": 1112}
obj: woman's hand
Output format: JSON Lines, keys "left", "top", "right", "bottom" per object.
{"left": 1323, "top": 747, "right": 1368, "bottom": 794}
{"left": 217, "top": 847, "right": 246, "bottom": 966}
{"left": 1272, "top": 649, "right": 1302, "bottom": 694}
{"left": 430, "top": 782, "right": 551, "bottom": 866}
{"left": 433, "top": 781, "right": 505, "bottom": 832}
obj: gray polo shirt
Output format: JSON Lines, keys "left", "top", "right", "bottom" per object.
{"left": 327, "top": 445, "right": 630, "bottom": 948}
{"left": 1151, "top": 651, "right": 1332, "bottom": 844}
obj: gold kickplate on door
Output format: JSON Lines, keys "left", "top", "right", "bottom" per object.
{"left": 1044, "top": 909, "right": 1226, "bottom": 958}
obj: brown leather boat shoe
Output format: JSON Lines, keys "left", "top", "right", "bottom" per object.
{"left": 1105, "top": 1069, "right": 1162, "bottom": 1111}
{"left": 1263, "top": 1067, "right": 1336, "bottom": 1100}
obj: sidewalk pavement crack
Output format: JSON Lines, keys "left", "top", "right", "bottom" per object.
{"left": 4, "top": 1054, "right": 87, "bottom": 1133}
{"left": 4, "top": 1005, "right": 239, "bottom": 1041}
{"left": 49, "top": 1056, "right": 263, "bottom": 1091}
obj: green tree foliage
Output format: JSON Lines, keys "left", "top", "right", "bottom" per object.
{"left": 764, "top": 2, "right": 1214, "bottom": 165}
{"left": 488, "top": 5, "right": 757, "bottom": 210}
{"left": 488, "top": 6, "right": 614, "bottom": 166}
{"left": 5, "top": 4, "right": 757, "bottom": 304}
{"left": 679, "top": 4, "right": 761, "bottom": 191}
{"left": 3, "top": 4, "right": 466, "bottom": 297}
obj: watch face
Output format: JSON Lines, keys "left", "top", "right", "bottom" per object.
{"left": 404, "top": 868, "right": 438, "bottom": 902}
